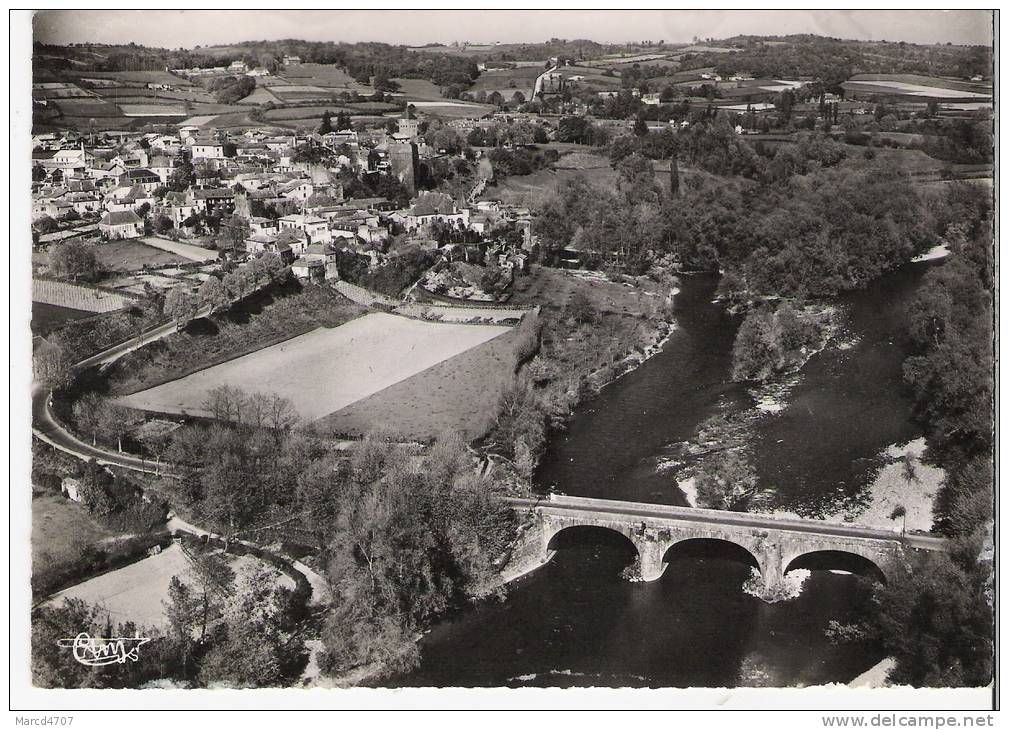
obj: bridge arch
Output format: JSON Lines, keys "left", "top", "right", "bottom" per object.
{"left": 545, "top": 524, "right": 639, "bottom": 560}
{"left": 662, "top": 537, "right": 761, "bottom": 572}
{"left": 784, "top": 550, "right": 888, "bottom": 584}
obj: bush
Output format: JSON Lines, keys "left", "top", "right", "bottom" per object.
{"left": 731, "top": 303, "right": 822, "bottom": 382}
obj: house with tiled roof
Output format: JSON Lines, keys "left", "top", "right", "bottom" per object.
{"left": 192, "top": 188, "right": 236, "bottom": 216}
{"left": 400, "top": 192, "right": 470, "bottom": 230}
{"left": 278, "top": 179, "right": 314, "bottom": 201}
{"left": 148, "top": 155, "right": 175, "bottom": 184}
{"left": 99, "top": 210, "right": 143, "bottom": 239}
{"left": 291, "top": 256, "right": 326, "bottom": 281}
{"left": 278, "top": 214, "right": 330, "bottom": 246}
{"left": 117, "top": 168, "right": 161, "bottom": 194}
{"left": 153, "top": 191, "right": 199, "bottom": 228}
{"left": 191, "top": 140, "right": 225, "bottom": 160}
{"left": 64, "top": 191, "right": 101, "bottom": 215}
{"left": 104, "top": 184, "right": 155, "bottom": 214}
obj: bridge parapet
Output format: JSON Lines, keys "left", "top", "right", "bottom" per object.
{"left": 512, "top": 494, "right": 941, "bottom": 596}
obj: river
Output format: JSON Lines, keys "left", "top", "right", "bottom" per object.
{"left": 390, "top": 261, "right": 936, "bottom": 688}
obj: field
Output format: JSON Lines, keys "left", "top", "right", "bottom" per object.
{"left": 31, "top": 302, "right": 95, "bottom": 335}
{"left": 392, "top": 78, "right": 445, "bottom": 100}
{"left": 280, "top": 63, "right": 374, "bottom": 94}
{"left": 180, "top": 114, "right": 220, "bottom": 126}
{"left": 407, "top": 100, "right": 494, "bottom": 118}
{"left": 842, "top": 74, "right": 993, "bottom": 102}
{"left": 468, "top": 66, "right": 541, "bottom": 98}
{"left": 193, "top": 110, "right": 268, "bottom": 128}
{"left": 32, "top": 493, "right": 112, "bottom": 571}
{"left": 263, "top": 106, "right": 343, "bottom": 121}
{"left": 316, "top": 316, "right": 534, "bottom": 441}
{"left": 271, "top": 114, "right": 388, "bottom": 130}
{"left": 93, "top": 239, "right": 192, "bottom": 272}
{"left": 72, "top": 70, "right": 195, "bottom": 86}
{"left": 119, "top": 103, "right": 188, "bottom": 117}
{"left": 238, "top": 85, "right": 280, "bottom": 106}
{"left": 44, "top": 544, "right": 294, "bottom": 629}
{"left": 53, "top": 98, "right": 121, "bottom": 116}
{"left": 32, "top": 83, "right": 96, "bottom": 100}
{"left": 117, "top": 312, "right": 511, "bottom": 423}
{"left": 96, "top": 87, "right": 216, "bottom": 103}
{"left": 106, "top": 282, "right": 365, "bottom": 395}
{"left": 843, "top": 80, "right": 992, "bottom": 100}
{"left": 269, "top": 88, "right": 338, "bottom": 103}
{"left": 481, "top": 149, "right": 627, "bottom": 206}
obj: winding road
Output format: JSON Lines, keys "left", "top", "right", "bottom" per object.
{"left": 32, "top": 306, "right": 211, "bottom": 475}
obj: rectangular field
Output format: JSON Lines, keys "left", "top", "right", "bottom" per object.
{"left": 120, "top": 103, "right": 187, "bottom": 116}
{"left": 316, "top": 316, "right": 533, "bottom": 441}
{"left": 843, "top": 80, "right": 991, "bottom": 99}
{"left": 117, "top": 312, "right": 511, "bottom": 423}
{"left": 94, "top": 239, "right": 193, "bottom": 272}
{"left": 31, "top": 302, "right": 95, "bottom": 335}
{"left": 44, "top": 544, "right": 294, "bottom": 629}
{"left": 137, "top": 236, "right": 219, "bottom": 262}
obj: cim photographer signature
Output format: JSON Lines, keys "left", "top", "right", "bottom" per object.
{"left": 57, "top": 633, "right": 151, "bottom": 666}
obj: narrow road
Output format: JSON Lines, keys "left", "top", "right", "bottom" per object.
{"left": 32, "top": 306, "right": 212, "bottom": 475}
{"left": 32, "top": 295, "right": 329, "bottom": 618}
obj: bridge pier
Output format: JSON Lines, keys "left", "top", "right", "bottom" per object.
{"left": 635, "top": 537, "right": 668, "bottom": 582}
{"left": 527, "top": 497, "right": 921, "bottom": 595}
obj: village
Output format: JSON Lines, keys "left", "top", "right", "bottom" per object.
{"left": 24, "top": 19, "right": 995, "bottom": 698}
{"left": 31, "top": 115, "right": 539, "bottom": 303}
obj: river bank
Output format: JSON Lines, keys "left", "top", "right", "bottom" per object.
{"left": 759, "top": 437, "right": 941, "bottom": 533}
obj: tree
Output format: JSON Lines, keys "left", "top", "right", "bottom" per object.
{"left": 266, "top": 393, "right": 299, "bottom": 432}
{"left": 669, "top": 152, "right": 680, "bottom": 196}
{"left": 871, "top": 547, "right": 993, "bottom": 687}
{"left": 318, "top": 109, "right": 334, "bottom": 135}
{"left": 567, "top": 290, "right": 597, "bottom": 325}
{"left": 33, "top": 598, "right": 167, "bottom": 689}
{"left": 163, "top": 286, "right": 200, "bottom": 323}
{"left": 198, "top": 275, "right": 229, "bottom": 313}
{"left": 694, "top": 450, "right": 758, "bottom": 510}
{"left": 633, "top": 116, "right": 649, "bottom": 137}
{"left": 219, "top": 214, "right": 250, "bottom": 256}
{"left": 197, "top": 564, "right": 304, "bottom": 687}
{"left": 294, "top": 455, "right": 345, "bottom": 550}
{"left": 95, "top": 401, "right": 134, "bottom": 453}
{"left": 72, "top": 391, "right": 106, "bottom": 445}
{"left": 168, "top": 152, "right": 194, "bottom": 192}
{"left": 163, "top": 548, "right": 235, "bottom": 643}
{"left": 320, "top": 435, "right": 514, "bottom": 678}
{"left": 33, "top": 338, "right": 75, "bottom": 390}
{"left": 890, "top": 504, "right": 907, "bottom": 536}
{"left": 202, "top": 384, "right": 246, "bottom": 422}
{"left": 48, "top": 241, "right": 99, "bottom": 281}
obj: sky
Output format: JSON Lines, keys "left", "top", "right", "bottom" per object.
{"left": 33, "top": 9, "right": 994, "bottom": 49}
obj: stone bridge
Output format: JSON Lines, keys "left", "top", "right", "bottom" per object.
{"left": 505, "top": 495, "right": 946, "bottom": 592}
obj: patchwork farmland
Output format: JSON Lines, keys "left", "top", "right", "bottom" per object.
{"left": 116, "top": 312, "right": 512, "bottom": 424}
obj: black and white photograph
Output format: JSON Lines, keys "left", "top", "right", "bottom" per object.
{"left": 9, "top": 7, "right": 999, "bottom": 717}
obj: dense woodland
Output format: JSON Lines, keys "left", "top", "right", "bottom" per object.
{"left": 680, "top": 35, "right": 991, "bottom": 83}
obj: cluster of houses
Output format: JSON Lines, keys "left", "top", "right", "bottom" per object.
{"left": 31, "top": 122, "right": 533, "bottom": 286}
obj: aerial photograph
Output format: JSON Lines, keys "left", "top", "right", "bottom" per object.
{"left": 17, "top": 7, "right": 995, "bottom": 712}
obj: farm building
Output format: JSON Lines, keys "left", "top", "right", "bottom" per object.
{"left": 99, "top": 210, "right": 143, "bottom": 239}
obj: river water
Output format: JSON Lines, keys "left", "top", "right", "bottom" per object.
{"left": 391, "top": 262, "right": 935, "bottom": 688}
